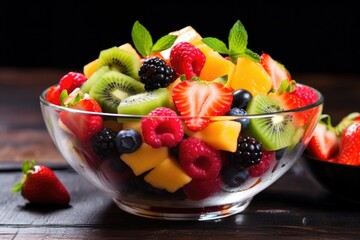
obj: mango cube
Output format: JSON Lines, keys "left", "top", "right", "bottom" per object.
{"left": 185, "top": 121, "right": 241, "bottom": 152}
{"left": 144, "top": 157, "right": 192, "bottom": 193}
{"left": 121, "top": 143, "right": 168, "bottom": 176}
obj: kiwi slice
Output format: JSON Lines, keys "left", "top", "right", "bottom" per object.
{"left": 98, "top": 46, "right": 140, "bottom": 80}
{"left": 89, "top": 70, "right": 145, "bottom": 113}
{"left": 80, "top": 65, "right": 110, "bottom": 93}
{"left": 245, "top": 93, "right": 296, "bottom": 151}
{"left": 117, "top": 88, "right": 171, "bottom": 116}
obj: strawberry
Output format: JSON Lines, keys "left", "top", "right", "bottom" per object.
{"left": 260, "top": 53, "right": 291, "bottom": 91}
{"left": 59, "top": 71, "right": 87, "bottom": 94}
{"left": 60, "top": 98, "right": 103, "bottom": 141}
{"left": 306, "top": 114, "right": 339, "bottom": 160}
{"left": 172, "top": 79, "right": 233, "bottom": 131}
{"left": 337, "top": 121, "right": 360, "bottom": 166}
{"left": 272, "top": 81, "right": 319, "bottom": 127}
{"left": 12, "top": 160, "right": 70, "bottom": 206}
{"left": 46, "top": 85, "right": 62, "bottom": 106}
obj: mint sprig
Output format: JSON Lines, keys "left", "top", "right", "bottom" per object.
{"left": 201, "top": 20, "right": 260, "bottom": 63}
{"left": 131, "top": 21, "right": 178, "bottom": 58}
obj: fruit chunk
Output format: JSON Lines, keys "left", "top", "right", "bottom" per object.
{"left": 161, "top": 26, "right": 203, "bottom": 60}
{"left": 89, "top": 70, "right": 145, "bottom": 113}
{"left": 172, "top": 80, "right": 233, "bottom": 131}
{"left": 185, "top": 120, "right": 241, "bottom": 152}
{"left": 260, "top": 53, "right": 291, "bottom": 90}
{"left": 306, "top": 115, "right": 339, "bottom": 160}
{"left": 337, "top": 121, "right": 360, "bottom": 166}
{"left": 144, "top": 157, "right": 192, "bottom": 193}
{"left": 246, "top": 93, "right": 296, "bottom": 151}
{"left": 117, "top": 87, "right": 171, "bottom": 116}
{"left": 120, "top": 143, "right": 168, "bottom": 176}
{"left": 59, "top": 98, "right": 103, "bottom": 141}
{"left": 197, "top": 43, "right": 235, "bottom": 81}
{"left": 226, "top": 57, "right": 272, "bottom": 96}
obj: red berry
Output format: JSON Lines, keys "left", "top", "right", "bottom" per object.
{"left": 141, "top": 107, "right": 184, "bottom": 148}
{"left": 183, "top": 176, "right": 222, "bottom": 200}
{"left": 169, "top": 42, "right": 206, "bottom": 79}
{"left": 60, "top": 99, "right": 103, "bottom": 141}
{"left": 248, "top": 151, "right": 275, "bottom": 177}
{"left": 179, "top": 137, "right": 222, "bottom": 180}
{"left": 293, "top": 84, "right": 319, "bottom": 106}
{"left": 46, "top": 85, "right": 62, "bottom": 105}
{"left": 12, "top": 160, "right": 70, "bottom": 206}
{"left": 59, "top": 71, "right": 87, "bottom": 93}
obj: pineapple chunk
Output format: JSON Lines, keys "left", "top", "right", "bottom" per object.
{"left": 226, "top": 57, "right": 272, "bottom": 96}
{"left": 121, "top": 143, "right": 168, "bottom": 176}
{"left": 185, "top": 121, "right": 241, "bottom": 152}
{"left": 144, "top": 157, "right": 192, "bottom": 193}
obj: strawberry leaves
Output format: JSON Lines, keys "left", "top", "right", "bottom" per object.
{"left": 132, "top": 20, "right": 178, "bottom": 58}
{"left": 201, "top": 20, "right": 260, "bottom": 63}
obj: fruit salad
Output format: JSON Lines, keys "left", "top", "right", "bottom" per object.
{"left": 43, "top": 20, "right": 323, "bottom": 203}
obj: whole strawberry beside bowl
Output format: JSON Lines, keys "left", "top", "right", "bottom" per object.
{"left": 303, "top": 112, "right": 360, "bottom": 202}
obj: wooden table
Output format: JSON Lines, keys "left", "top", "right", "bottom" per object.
{"left": 1, "top": 68, "right": 359, "bottom": 239}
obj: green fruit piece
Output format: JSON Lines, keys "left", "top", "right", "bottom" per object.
{"left": 80, "top": 66, "right": 110, "bottom": 93}
{"left": 246, "top": 93, "right": 296, "bottom": 151}
{"left": 89, "top": 70, "right": 145, "bottom": 113}
{"left": 117, "top": 88, "right": 170, "bottom": 116}
{"left": 98, "top": 46, "right": 140, "bottom": 80}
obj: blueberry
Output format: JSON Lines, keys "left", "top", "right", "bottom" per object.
{"left": 221, "top": 164, "right": 249, "bottom": 189}
{"left": 226, "top": 107, "right": 250, "bottom": 129}
{"left": 115, "top": 129, "right": 142, "bottom": 153}
{"left": 232, "top": 89, "right": 253, "bottom": 109}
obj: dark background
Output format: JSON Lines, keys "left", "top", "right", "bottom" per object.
{"left": 1, "top": 1, "right": 360, "bottom": 74}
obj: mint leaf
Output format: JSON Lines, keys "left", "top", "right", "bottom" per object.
{"left": 152, "top": 34, "right": 177, "bottom": 53}
{"left": 228, "top": 20, "right": 248, "bottom": 56}
{"left": 244, "top": 48, "right": 260, "bottom": 62}
{"left": 131, "top": 21, "right": 153, "bottom": 57}
{"left": 201, "top": 37, "right": 229, "bottom": 54}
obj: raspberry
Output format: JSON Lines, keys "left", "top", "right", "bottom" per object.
{"left": 59, "top": 71, "right": 87, "bottom": 93}
{"left": 139, "top": 57, "right": 176, "bottom": 91}
{"left": 169, "top": 42, "right": 206, "bottom": 79}
{"left": 231, "top": 135, "right": 263, "bottom": 169}
{"left": 183, "top": 176, "right": 222, "bottom": 200}
{"left": 178, "top": 137, "right": 222, "bottom": 180}
{"left": 248, "top": 151, "right": 275, "bottom": 177}
{"left": 141, "top": 107, "right": 184, "bottom": 148}
{"left": 91, "top": 127, "right": 118, "bottom": 159}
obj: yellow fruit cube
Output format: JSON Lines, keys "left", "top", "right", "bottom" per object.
{"left": 185, "top": 121, "right": 241, "bottom": 152}
{"left": 226, "top": 57, "right": 272, "bottom": 96}
{"left": 83, "top": 59, "right": 99, "bottom": 78}
{"left": 121, "top": 143, "right": 168, "bottom": 176}
{"left": 196, "top": 43, "right": 235, "bottom": 81}
{"left": 144, "top": 157, "right": 192, "bottom": 193}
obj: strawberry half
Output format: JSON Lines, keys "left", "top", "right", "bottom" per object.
{"left": 337, "top": 121, "right": 360, "bottom": 166}
{"left": 260, "top": 53, "right": 291, "bottom": 91}
{"left": 12, "top": 160, "right": 70, "bottom": 206}
{"left": 60, "top": 98, "right": 103, "bottom": 141}
{"left": 306, "top": 114, "right": 339, "bottom": 160}
{"left": 172, "top": 80, "right": 233, "bottom": 131}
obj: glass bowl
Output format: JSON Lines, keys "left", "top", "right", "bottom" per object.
{"left": 302, "top": 153, "right": 360, "bottom": 202}
{"left": 40, "top": 85, "right": 323, "bottom": 221}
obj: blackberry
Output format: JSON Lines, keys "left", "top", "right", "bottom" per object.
{"left": 139, "top": 57, "right": 176, "bottom": 90}
{"left": 231, "top": 135, "right": 263, "bottom": 169}
{"left": 91, "top": 127, "right": 118, "bottom": 159}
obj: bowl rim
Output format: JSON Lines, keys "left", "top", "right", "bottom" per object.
{"left": 39, "top": 83, "right": 324, "bottom": 119}
{"left": 302, "top": 153, "right": 360, "bottom": 169}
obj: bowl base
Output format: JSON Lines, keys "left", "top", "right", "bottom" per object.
{"left": 113, "top": 198, "right": 251, "bottom": 221}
